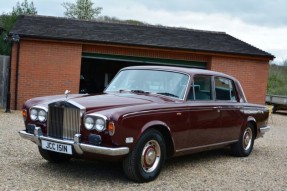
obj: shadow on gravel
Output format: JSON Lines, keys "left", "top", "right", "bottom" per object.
{"left": 35, "top": 148, "right": 231, "bottom": 183}
{"left": 39, "top": 159, "right": 128, "bottom": 182}
{"left": 165, "top": 148, "right": 231, "bottom": 166}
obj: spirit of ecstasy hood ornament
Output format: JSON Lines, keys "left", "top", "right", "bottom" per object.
{"left": 64, "top": 90, "right": 70, "bottom": 99}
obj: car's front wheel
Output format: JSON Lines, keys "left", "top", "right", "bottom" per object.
{"left": 231, "top": 124, "right": 255, "bottom": 157}
{"left": 122, "top": 129, "right": 166, "bottom": 182}
{"left": 38, "top": 147, "right": 71, "bottom": 163}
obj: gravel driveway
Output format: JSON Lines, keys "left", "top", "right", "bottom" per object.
{"left": 0, "top": 110, "right": 286, "bottom": 191}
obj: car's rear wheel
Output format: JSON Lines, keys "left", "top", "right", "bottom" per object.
{"left": 38, "top": 147, "right": 71, "bottom": 163}
{"left": 122, "top": 129, "right": 166, "bottom": 182}
{"left": 231, "top": 124, "right": 255, "bottom": 157}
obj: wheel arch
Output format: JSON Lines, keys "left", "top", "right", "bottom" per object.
{"left": 246, "top": 116, "right": 257, "bottom": 138}
{"left": 139, "top": 121, "right": 175, "bottom": 159}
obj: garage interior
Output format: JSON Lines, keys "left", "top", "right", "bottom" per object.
{"left": 80, "top": 53, "right": 207, "bottom": 94}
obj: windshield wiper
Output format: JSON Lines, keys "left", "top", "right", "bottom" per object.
{"left": 131, "top": 90, "right": 150, "bottom": 94}
{"left": 118, "top": 89, "right": 150, "bottom": 94}
{"left": 119, "top": 89, "right": 129, "bottom": 93}
{"left": 156, "top": 92, "right": 178, "bottom": 98}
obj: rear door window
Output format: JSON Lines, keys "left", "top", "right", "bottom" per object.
{"left": 214, "top": 77, "right": 238, "bottom": 102}
{"left": 188, "top": 76, "right": 212, "bottom": 100}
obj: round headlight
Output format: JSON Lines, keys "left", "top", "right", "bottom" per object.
{"left": 95, "top": 118, "right": 106, "bottom": 132}
{"left": 85, "top": 117, "right": 95, "bottom": 130}
{"left": 38, "top": 110, "right": 47, "bottom": 122}
{"left": 30, "top": 109, "right": 38, "bottom": 121}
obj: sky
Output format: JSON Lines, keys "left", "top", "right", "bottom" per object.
{"left": 1, "top": 0, "right": 287, "bottom": 63}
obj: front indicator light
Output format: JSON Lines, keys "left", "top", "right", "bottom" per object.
{"left": 108, "top": 122, "right": 115, "bottom": 136}
{"left": 22, "top": 109, "right": 27, "bottom": 121}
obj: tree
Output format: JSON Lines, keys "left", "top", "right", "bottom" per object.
{"left": 12, "top": 0, "right": 37, "bottom": 16}
{"left": 0, "top": 0, "right": 37, "bottom": 55}
{"left": 97, "top": 16, "right": 148, "bottom": 25}
{"left": 62, "top": 0, "right": 102, "bottom": 20}
{"left": 267, "top": 59, "right": 287, "bottom": 96}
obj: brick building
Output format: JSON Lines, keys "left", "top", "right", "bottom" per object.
{"left": 9, "top": 15, "right": 274, "bottom": 110}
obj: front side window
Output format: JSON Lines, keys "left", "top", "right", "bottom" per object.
{"left": 105, "top": 69, "right": 189, "bottom": 99}
{"left": 214, "top": 77, "right": 238, "bottom": 101}
{"left": 188, "top": 76, "right": 212, "bottom": 100}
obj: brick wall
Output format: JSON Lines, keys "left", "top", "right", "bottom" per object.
{"left": 11, "top": 39, "right": 82, "bottom": 110}
{"left": 210, "top": 56, "right": 269, "bottom": 104}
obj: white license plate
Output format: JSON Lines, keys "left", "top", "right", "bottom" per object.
{"left": 41, "top": 140, "right": 72, "bottom": 155}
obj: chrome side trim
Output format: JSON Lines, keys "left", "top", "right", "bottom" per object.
{"left": 19, "top": 128, "right": 129, "bottom": 156}
{"left": 176, "top": 140, "right": 238, "bottom": 153}
{"left": 123, "top": 107, "right": 191, "bottom": 118}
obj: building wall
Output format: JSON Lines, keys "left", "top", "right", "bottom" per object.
{"left": 9, "top": 39, "right": 270, "bottom": 110}
{"left": 11, "top": 39, "right": 82, "bottom": 109}
{"left": 210, "top": 56, "right": 269, "bottom": 104}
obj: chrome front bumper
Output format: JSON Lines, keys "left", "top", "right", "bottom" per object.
{"left": 19, "top": 127, "right": 129, "bottom": 156}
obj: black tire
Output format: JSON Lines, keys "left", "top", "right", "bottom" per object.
{"left": 122, "top": 129, "right": 166, "bottom": 182}
{"left": 38, "top": 147, "right": 71, "bottom": 163}
{"left": 231, "top": 124, "right": 255, "bottom": 157}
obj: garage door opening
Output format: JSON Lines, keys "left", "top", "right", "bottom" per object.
{"left": 80, "top": 53, "right": 207, "bottom": 94}
{"left": 80, "top": 58, "right": 153, "bottom": 94}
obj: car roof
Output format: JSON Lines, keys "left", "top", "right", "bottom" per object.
{"left": 121, "top": 65, "right": 237, "bottom": 81}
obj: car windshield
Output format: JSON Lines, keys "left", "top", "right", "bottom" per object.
{"left": 105, "top": 69, "right": 189, "bottom": 99}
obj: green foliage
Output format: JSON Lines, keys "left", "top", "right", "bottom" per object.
{"left": 62, "top": 0, "right": 102, "bottom": 20}
{"left": 0, "top": 0, "right": 37, "bottom": 55}
{"left": 0, "top": 14, "right": 18, "bottom": 55}
{"left": 267, "top": 60, "right": 287, "bottom": 96}
{"left": 11, "top": 0, "right": 37, "bottom": 16}
{"left": 97, "top": 16, "right": 147, "bottom": 25}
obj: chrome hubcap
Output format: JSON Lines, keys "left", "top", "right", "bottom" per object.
{"left": 141, "top": 140, "right": 161, "bottom": 173}
{"left": 243, "top": 127, "right": 253, "bottom": 151}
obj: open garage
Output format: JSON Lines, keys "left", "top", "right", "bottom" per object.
{"left": 80, "top": 53, "right": 207, "bottom": 94}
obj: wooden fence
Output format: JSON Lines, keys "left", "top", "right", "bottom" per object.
{"left": 0, "top": 55, "right": 9, "bottom": 108}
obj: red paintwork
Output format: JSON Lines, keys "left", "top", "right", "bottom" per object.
{"left": 22, "top": 66, "right": 269, "bottom": 159}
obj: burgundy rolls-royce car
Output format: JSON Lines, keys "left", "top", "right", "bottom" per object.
{"left": 19, "top": 66, "right": 270, "bottom": 182}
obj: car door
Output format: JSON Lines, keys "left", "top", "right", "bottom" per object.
{"left": 214, "top": 76, "right": 243, "bottom": 142}
{"left": 185, "top": 75, "right": 222, "bottom": 148}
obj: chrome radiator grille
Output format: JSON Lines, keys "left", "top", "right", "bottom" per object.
{"left": 47, "top": 102, "right": 81, "bottom": 140}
